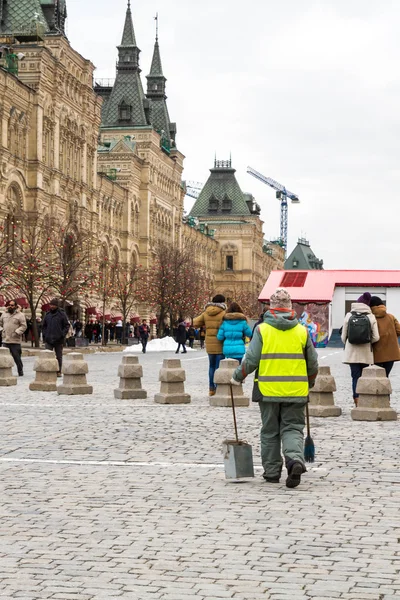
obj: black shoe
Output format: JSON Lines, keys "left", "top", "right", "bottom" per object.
{"left": 286, "top": 462, "right": 303, "bottom": 489}
{"left": 263, "top": 475, "right": 280, "bottom": 483}
{"left": 175, "top": 351, "right": 179, "bottom": 354}
{"left": 18, "top": 372, "right": 24, "bottom": 377}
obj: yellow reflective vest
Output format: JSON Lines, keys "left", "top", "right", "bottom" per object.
{"left": 257, "top": 322, "right": 309, "bottom": 399}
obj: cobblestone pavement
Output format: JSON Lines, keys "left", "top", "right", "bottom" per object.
{"left": 1, "top": 347, "right": 400, "bottom": 600}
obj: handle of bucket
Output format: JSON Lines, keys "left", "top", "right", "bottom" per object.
{"left": 229, "top": 383, "right": 240, "bottom": 444}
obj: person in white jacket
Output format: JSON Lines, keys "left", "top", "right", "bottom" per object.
{"left": 341, "top": 292, "right": 380, "bottom": 406}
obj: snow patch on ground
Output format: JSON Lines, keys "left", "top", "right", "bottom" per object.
{"left": 123, "top": 337, "right": 197, "bottom": 354}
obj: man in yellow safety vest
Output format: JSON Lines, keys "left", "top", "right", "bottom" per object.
{"left": 231, "top": 288, "right": 319, "bottom": 488}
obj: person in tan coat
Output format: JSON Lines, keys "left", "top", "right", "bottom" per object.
{"left": 341, "top": 292, "right": 379, "bottom": 406}
{"left": 0, "top": 299, "right": 27, "bottom": 376}
{"left": 370, "top": 296, "right": 400, "bottom": 377}
{"left": 193, "top": 294, "right": 227, "bottom": 396}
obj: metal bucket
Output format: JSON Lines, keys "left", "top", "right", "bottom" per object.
{"left": 223, "top": 439, "right": 255, "bottom": 479}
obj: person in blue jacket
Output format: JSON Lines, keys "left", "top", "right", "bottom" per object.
{"left": 217, "top": 302, "right": 252, "bottom": 364}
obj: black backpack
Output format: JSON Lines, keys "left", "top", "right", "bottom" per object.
{"left": 347, "top": 312, "right": 371, "bottom": 345}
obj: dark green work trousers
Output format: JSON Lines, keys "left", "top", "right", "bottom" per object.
{"left": 259, "top": 401, "right": 306, "bottom": 479}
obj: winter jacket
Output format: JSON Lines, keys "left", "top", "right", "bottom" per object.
{"left": 139, "top": 324, "right": 150, "bottom": 339}
{"left": 176, "top": 322, "right": 187, "bottom": 344}
{"left": 42, "top": 309, "right": 70, "bottom": 345}
{"left": 0, "top": 309, "right": 27, "bottom": 344}
{"left": 217, "top": 312, "right": 252, "bottom": 360}
{"left": 371, "top": 305, "right": 400, "bottom": 363}
{"left": 232, "top": 309, "right": 319, "bottom": 404}
{"left": 193, "top": 302, "right": 227, "bottom": 354}
{"left": 341, "top": 302, "right": 380, "bottom": 365}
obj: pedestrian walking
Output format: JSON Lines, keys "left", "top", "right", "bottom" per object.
{"left": 370, "top": 296, "right": 400, "bottom": 377}
{"left": 115, "top": 319, "right": 123, "bottom": 344}
{"left": 0, "top": 299, "right": 27, "bottom": 376}
{"left": 199, "top": 326, "right": 206, "bottom": 350}
{"left": 194, "top": 294, "right": 227, "bottom": 396}
{"left": 175, "top": 321, "right": 187, "bottom": 354}
{"left": 84, "top": 321, "right": 93, "bottom": 344}
{"left": 341, "top": 292, "right": 380, "bottom": 406}
{"left": 217, "top": 302, "right": 252, "bottom": 364}
{"left": 231, "top": 288, "right": 318, "bottom": 488}
{"left": 42, "top": 298, "right": 70, "bottom": 376}
{"left": 139, "top": 319, "right": 150, "bottom": 353}
{"left": 187, "top": 325, "right": 195, "bottom": 349}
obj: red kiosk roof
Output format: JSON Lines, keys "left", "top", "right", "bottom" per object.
{"left": 259, "top": 270, "right": 400, "bottom": 303}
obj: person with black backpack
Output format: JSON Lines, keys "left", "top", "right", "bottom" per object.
{"left": 341, "top": 292, "right": 380, "bottom": 407}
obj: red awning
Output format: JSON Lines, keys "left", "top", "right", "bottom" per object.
{"left": 150, "top": 318, "right": 157, "bottom": 325}
{"left": 0, "top": 295, "right": 5, "bottom": 307}
{"left": 130, "top": 316, "right": 140, "bottom": 323}
{"left": 86, "top": 307, "right": 97, "bottom": 315}
{"left": 104, "top": 314, "right": 111, "bottom": 320}
{"left": 15, "top": 297, "right": 29, "bottom": 309}
{"left": 111, "top": 316, "right": 122, "bottom": 323}
{"left": 42, "top": 303, "right": 51, "bottom": 312}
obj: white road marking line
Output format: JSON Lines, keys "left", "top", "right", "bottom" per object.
{"left": 157, "top": 356, "right": 208, "bottom": 365}
{"left": 0, "top": 457, "right": 227, "bottom": 469}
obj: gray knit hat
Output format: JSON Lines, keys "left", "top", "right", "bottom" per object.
{"left": 269, "top": 287, "right": 292, "bottom": 309}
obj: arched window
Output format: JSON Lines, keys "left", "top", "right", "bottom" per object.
{"left": 208, "top": 195, "right": 218, "bottom": 212}
{"left": 118, "top": 101, "right": 132, "bottom": 122}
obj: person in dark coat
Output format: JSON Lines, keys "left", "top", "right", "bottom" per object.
{"left": 187, "top": 326, "right": 195, "bottom": 349}
{"left": 199, "top": 326, "right": 206, "bottom": 349}
{"left": 138, "top": 319, "right": 150, "bottom": 353}
{"left": 84, "top": 321, "right": 93, "bottom": 343}
{"left": 175, "top": 321, "right": 187, "bottom": 354}
{"left": 42, "top": 298, "right": 70, "bottom": 375}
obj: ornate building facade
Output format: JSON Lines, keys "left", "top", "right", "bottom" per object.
{"left": 0, "top": 0, "right": 282, "bottom": 320}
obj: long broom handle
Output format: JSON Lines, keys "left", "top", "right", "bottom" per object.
{"left": 229, "top": 383, "right": 240, "bottom": 444}
{"left": 305, "top": 401, "right": 311, "bottom": 438}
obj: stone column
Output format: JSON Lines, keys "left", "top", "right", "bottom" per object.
{"left": 351, "top": 365, "right": 397, "bottom": 421}
{"left": 309, "top": 366, "right": 341, "bottom": 417}
{"left": 0, "top": 348, "right": 17, "bottom": 386}
{"left": 114, "top": 355, "right": 147, "bottom": 399}
{"left": 57, "top": 352, "right": 93, "bottom": 396}
{"left": 154, "top": 358, "right": 190, "bottom": 404}
{"left": 29, "top": 350, "right": 59, "bottom": 392}
{"left": 210, "top": 359, "right": 249, "bottom": 407}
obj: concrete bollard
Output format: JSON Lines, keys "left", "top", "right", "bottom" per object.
{"left": 210, "top": 358, "right": 249, "bottom": 407}
{"left": 29, "top": 350, "right": 59, "bottom": 392}
{"left": 154, "top": 358, "right": 190, "bottom": 404}
{"left": 309, "top": 366, "right": 341, "bottom": 417}
{"left": 351, "top": 365, "right": 397, "bottom": 421}
{"left": 57, "top": 352, "right": 93, "bottom": 395}
{"left": 0, "top": 347, "right": 17, "bottom": 386}
{"left": 114, "top": 355, "right": 147, "bottom": 399}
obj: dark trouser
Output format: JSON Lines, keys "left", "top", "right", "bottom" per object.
{"left": 141, "top": 337, "right": 148, "bottom": 353}
{"left": 45, "top": 342, "right": 64, "bottom": 373}
{"left": 259, "top": 401, "right": 306, "bottom": 479}
{"left": 375, "top": 361, "right": 394, "bottom": 377}
{"left": 350, "top": 363, "right": 368, "bottom": 399}
{"left": 200, "top": 339, "right": 205, "bottom": 349}
{"left": 208, "top": 353, "right": 224, "bottom": 390}
{"left": 189, "top": 339, "right": 194, "bottom": 349}
{"left": 176, "top": 343, "right": 187, "bottom": 353}
{"left": 3, "top": 343, "right": 23, "bottom": 375}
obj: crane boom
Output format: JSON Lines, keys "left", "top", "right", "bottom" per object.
{"left": 247, "top": 166, "right": 300, "bottom": 255}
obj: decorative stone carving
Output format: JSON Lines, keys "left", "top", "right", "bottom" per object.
{"left": 0, "top": 347, "right": 17, "bottom": 386}
{"left": 309, "top": 366, "right": 341, "bottom": 417}
{"left": 29, "top": 350, "right": 59, "bottom": 392}
{"left": 351, "top": 365, "right": 397, "bottom": 421}
{"left": 154, "top": 358, "right": 190, "bottom": 404}
{"left": 114, "top": 355, "right": 147, "bottom": 399}
{"left": 57, "top": 352, "right": 93, "bottom": 395}
{"left": 210, "top": 359, "right": 249, "bottom": 407}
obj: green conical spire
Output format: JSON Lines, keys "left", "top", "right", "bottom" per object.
{"left": 149, "top": 39, "right": 164, "bottom": 77}
{"left": 121, "top": 0, "right": 137, "bottom": 46}
{"left": 0, "top": 0, "right": 47, "bottom": 37}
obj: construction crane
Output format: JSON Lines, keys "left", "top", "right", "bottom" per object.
{"left": 247, "top": 166, "right": 300, "bottom": 255}
{"left": 183, "top": 181, "right": 203, "bottom": 199}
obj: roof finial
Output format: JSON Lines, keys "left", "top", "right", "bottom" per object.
{"left": 154, "top": 12, "right": 159, "bottom": 41}
{"left": 127, "top": 0, "right": 131, "bottom": 9}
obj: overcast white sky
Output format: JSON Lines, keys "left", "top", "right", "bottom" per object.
{"left": 67, "top": 0, "right": 400, "bottom": 269}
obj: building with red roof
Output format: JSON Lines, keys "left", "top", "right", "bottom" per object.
{"left": 259, "top": 270, "right": 400, "bottom": 347}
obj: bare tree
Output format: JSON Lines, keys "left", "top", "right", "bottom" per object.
{"left": 113, "top": 263, "right": 140, "bottom": 344}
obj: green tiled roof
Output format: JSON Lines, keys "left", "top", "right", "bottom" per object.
{"left": 189, "top": 163, "right": 251, "bottom": 218}
{"left": 151, "top": 98, "right": 170, "bottom": 136}
{"left": 102, "top": 71, "right": 147, "bottom": 127}
{"left": 0, "top": 0, "right": 47, "bottom": 36}
{"left": 284, "top": 240, "right": 324, "bottom": 270}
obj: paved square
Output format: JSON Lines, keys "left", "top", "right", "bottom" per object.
{"left": 1, "top": 348, "right": 400, "bottom": 599}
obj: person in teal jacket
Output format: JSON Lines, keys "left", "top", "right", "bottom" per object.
{"left": 217, "top": 302, "right": 253, "bottom": 363}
